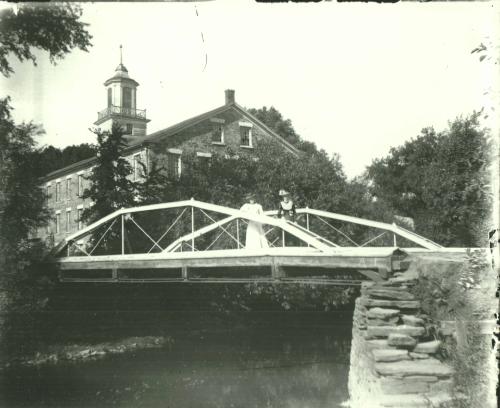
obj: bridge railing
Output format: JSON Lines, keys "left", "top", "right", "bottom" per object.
{"left": 51, "top": 199, "right": 441, "bottom": 259}
{"left": 53, "top": 199, "right": 338, "bottom": 259}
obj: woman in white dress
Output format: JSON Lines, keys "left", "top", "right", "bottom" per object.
{"left": 240, "top": 193, "right": 269, "bottom": 249}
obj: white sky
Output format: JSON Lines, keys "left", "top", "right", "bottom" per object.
{"left": 1, "top": 1, "right": 498, "bottom": 179}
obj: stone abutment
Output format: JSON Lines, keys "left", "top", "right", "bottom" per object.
{"left": 348, "top": 276, "right": 454, "bottom": 407}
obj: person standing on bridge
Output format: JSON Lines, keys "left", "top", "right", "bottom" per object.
{"left": 240, "top": 193, "right": 269, "bottom": 249}
{"left": 277, "top": 189, "right": 296, "bottom": 223}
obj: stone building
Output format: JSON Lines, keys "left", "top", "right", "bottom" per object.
{"left": 40, "top": 60, "right": 299, "bottom": 244}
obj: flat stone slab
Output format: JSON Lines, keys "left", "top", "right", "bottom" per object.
{"left": 367, "top": 307, "right": 400, "bottom": 320}
{"left": 366, "top": 339, "right": 395, "bottom": 350}
{"left": 405, "top": 375, "right": 438, "bottom": 382}
{"left": 363, "top": 299, "right": 421, "bottom": 309}
{"left": 380, "top": 377, "right": 430, "bottom": 394}
{"left": 372, "top": 348, "right": 410, "bottom": 362}
{"left": 375, "top": 358, "right": 453, "bottom": 377}
{"left": 402, "top": 315, "right": 425, "bottom": 326}
{"left": 410, "top": 352, "right": 430, "bottom": 359}
{"left": 368, "top": 288, "right": 415, "bottom": 300}
{"left": 414, "top": 340, "right": 441, "bottom": 354}
{"left": 388, "top": 334, "right": 417, "bottom": 347}
{"left": 367, "top": 324, "right": 425, "bottom": 338}
{"left": 366, "top": 316, "right": 399, "bottom": 326}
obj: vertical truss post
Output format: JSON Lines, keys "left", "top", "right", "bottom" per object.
{"left": 282, "top": 230, "right": 285, "bottom": 248}
{"left": 392, "top": 222, "right": 397, "bottom": 247}
{"left": 121, "top": 214, "right": 125, "bottom": 255}
{"left": 191, "top": 204, "right": 195, "bottom": 252}
{"left": 236, "top": 219, "right": 240, "bottom": 249}
{"left": 67, "top": 243, "right": 70, "bottom": 257}
{"left": 306, "top": 208, "right": 310, "bottom": 247}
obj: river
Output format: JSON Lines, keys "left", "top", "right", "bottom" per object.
{"left": 1, "top": 310, "right": 352, "bottom": 408}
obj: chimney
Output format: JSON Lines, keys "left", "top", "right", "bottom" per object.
{"left": 225, "top": 89, "right": 235, "bottom": 105}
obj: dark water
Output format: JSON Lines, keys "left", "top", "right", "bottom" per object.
{"left": 1, "top": 312, "right": 352, "bottom": 408}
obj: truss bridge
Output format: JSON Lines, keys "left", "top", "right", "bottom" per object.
{"left": 51, "top": 199, "right": 445, "bottom": 285}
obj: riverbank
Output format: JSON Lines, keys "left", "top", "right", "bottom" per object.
{"left": 1, "top": 335, "right": 173, "bottom": 369}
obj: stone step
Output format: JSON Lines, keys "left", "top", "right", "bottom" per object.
{"left": 414, "top": 340, "right": 441, "bottom": 354}
{"left": 367, "top": 288, "right": 416, "bottom": 301}
{"left": 401, "top": 315, "right": 425, "bottom": 326}
{"left": 372, "top": 348, "right": 410, "bottom": 362}
{"left": 380, "top": 377, "right": 429, "bottom": 394}
{"left": 367, "top": 325, "right": 425, "bottom": 338}
{"left": 375, "top": 358, "right": 453, "bottom": 377}
{"left": 388, "top": 333, "right": 418, "bottom": 347}
{"left": 367, "top": 317, "right": 399, "bottom": 326}
{"left": 367, "top": 307, "right": 400, "bottom": 320}
{"left": 366, "top": 339, "right": 396, "bottom": 350}
{"left": 409, "top": 352, "right": 430, "bottom": 359}
{"left": 362, "top": 299, "right": 421, "bottom": 309}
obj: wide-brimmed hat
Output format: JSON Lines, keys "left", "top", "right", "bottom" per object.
{"left": 245, "top": 192, "right": 256, "bottom": 200}
{"left": 278, "top": 189, "right": 290, "bottom": 196}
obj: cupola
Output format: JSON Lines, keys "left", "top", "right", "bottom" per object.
{"left": 94, "top": 46, "right": 150, "bottom": 137}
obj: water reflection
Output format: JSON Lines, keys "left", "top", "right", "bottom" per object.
{"left": 1, "top": 313, "right": 352, "bottom": 408}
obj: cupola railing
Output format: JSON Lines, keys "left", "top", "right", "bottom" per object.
{"left": 97, "top": 105, "right": 147, "bottom": 121}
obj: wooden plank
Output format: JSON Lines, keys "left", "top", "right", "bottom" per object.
{"left": 59, "top": 277, "right": 362, "bottom": 285}
{"left": 58, "top": 254, "right": 396, "bottom": 275}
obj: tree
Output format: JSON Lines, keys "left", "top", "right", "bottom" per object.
{"left": 0, "top": 3, "right": 92, "bottom": 77}
{"left": 0, "top": 97, "right": 54, "bottom": 316}
{"left": 367, "top": 113, "right": 492, "bottom": 247}
{"left": 81, "top": 124, "right": 137, "bottom": 224}
{"left": 36, "top": 143, "right": 98, "bottom": 176}
{"left": 247, "top": 106, "right": 318, "bottom": 154}
{"left": 0, "top": 97, "right": 50, "bottom": 254}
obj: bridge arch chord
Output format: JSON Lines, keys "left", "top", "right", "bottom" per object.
{"left": 163, "top": 211, "right": 339, "bottom": 253}
{"left": 51, "top": 199, "right": 336, "bottom": 257}
{"left": 265, "top": 208, "right": 443, "bottom": 250}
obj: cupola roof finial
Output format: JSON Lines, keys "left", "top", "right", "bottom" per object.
{"left": 115, "top": 44, "right": 128, "bottom": 73}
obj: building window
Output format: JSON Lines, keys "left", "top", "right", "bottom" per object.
{"left": 66, "top": 178, "right": 71, "bottom": 199}
{"left": 46, "top": 185, "right": 51, "bottom": 203}
{"left": 167, "top": 153, "right": 182, "bottom": 178}
{"left": 78, "top": 175, "right": 84, "bottom": 197}
{"left": 125, "top": 123, "right": 133, "bottom": 135}
{"left": 55, "top": 182, "right": 61, "bottom": 202}
{"left": 55, "top": 213, "right": 60, "bottom": 234}
{"left": 77, "top": 208, "right": 83, "bottom": 230}
{"left": 123, "top": 87, "right": 132, "bottom": 109}
{"left": 211, "top": 123, "right": 224, "bottom": 144}
{"left": 66, "top": 209, "right": 71, "bottom": 233}
{"left": 240, "top": 126, "right": 252, "bottom": 147}
{"left": 133, "top": 154, "right": 141, "bottom": 181}
{"left": 107, "top": 88, "right": 112, "bottom": 107}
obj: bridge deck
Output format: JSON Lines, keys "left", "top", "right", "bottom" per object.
{"left": 56, "top": 247, "right": 409, "bottom": 283}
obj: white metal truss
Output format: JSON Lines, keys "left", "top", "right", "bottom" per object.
{"left": 53, "top": 199, "right": 443, "bottom": 258}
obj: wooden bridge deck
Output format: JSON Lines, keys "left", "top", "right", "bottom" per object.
{"left": 56, "top": 247, "right": 410, "bottom": 284}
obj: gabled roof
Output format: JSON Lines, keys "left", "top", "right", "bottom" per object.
{"left": 42, "top": 101, "right": 301, "bottom": 181}
{"left": 127, "top": 101, "right": 300, "bottom": 156}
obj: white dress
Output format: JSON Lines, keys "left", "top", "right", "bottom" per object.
{"left": 240, "top": 202, "right": 269, "bottom": 249}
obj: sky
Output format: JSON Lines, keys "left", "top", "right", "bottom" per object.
{"left": 1, "top": 1, "right": 498, "bottom": 179}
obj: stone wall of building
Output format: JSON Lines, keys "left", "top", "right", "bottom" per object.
{"left": 148, "top": 108, "right": 281, "bottom": 164}
{"left": 348, "top": 276, "right": 454, "bottom": 407}
{"left": 40, "top": 148, "right": 148, "bottom": 245}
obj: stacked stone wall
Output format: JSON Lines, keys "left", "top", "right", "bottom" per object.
{"left": 349, "top": 276, "right": 454, "bottom": 407}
